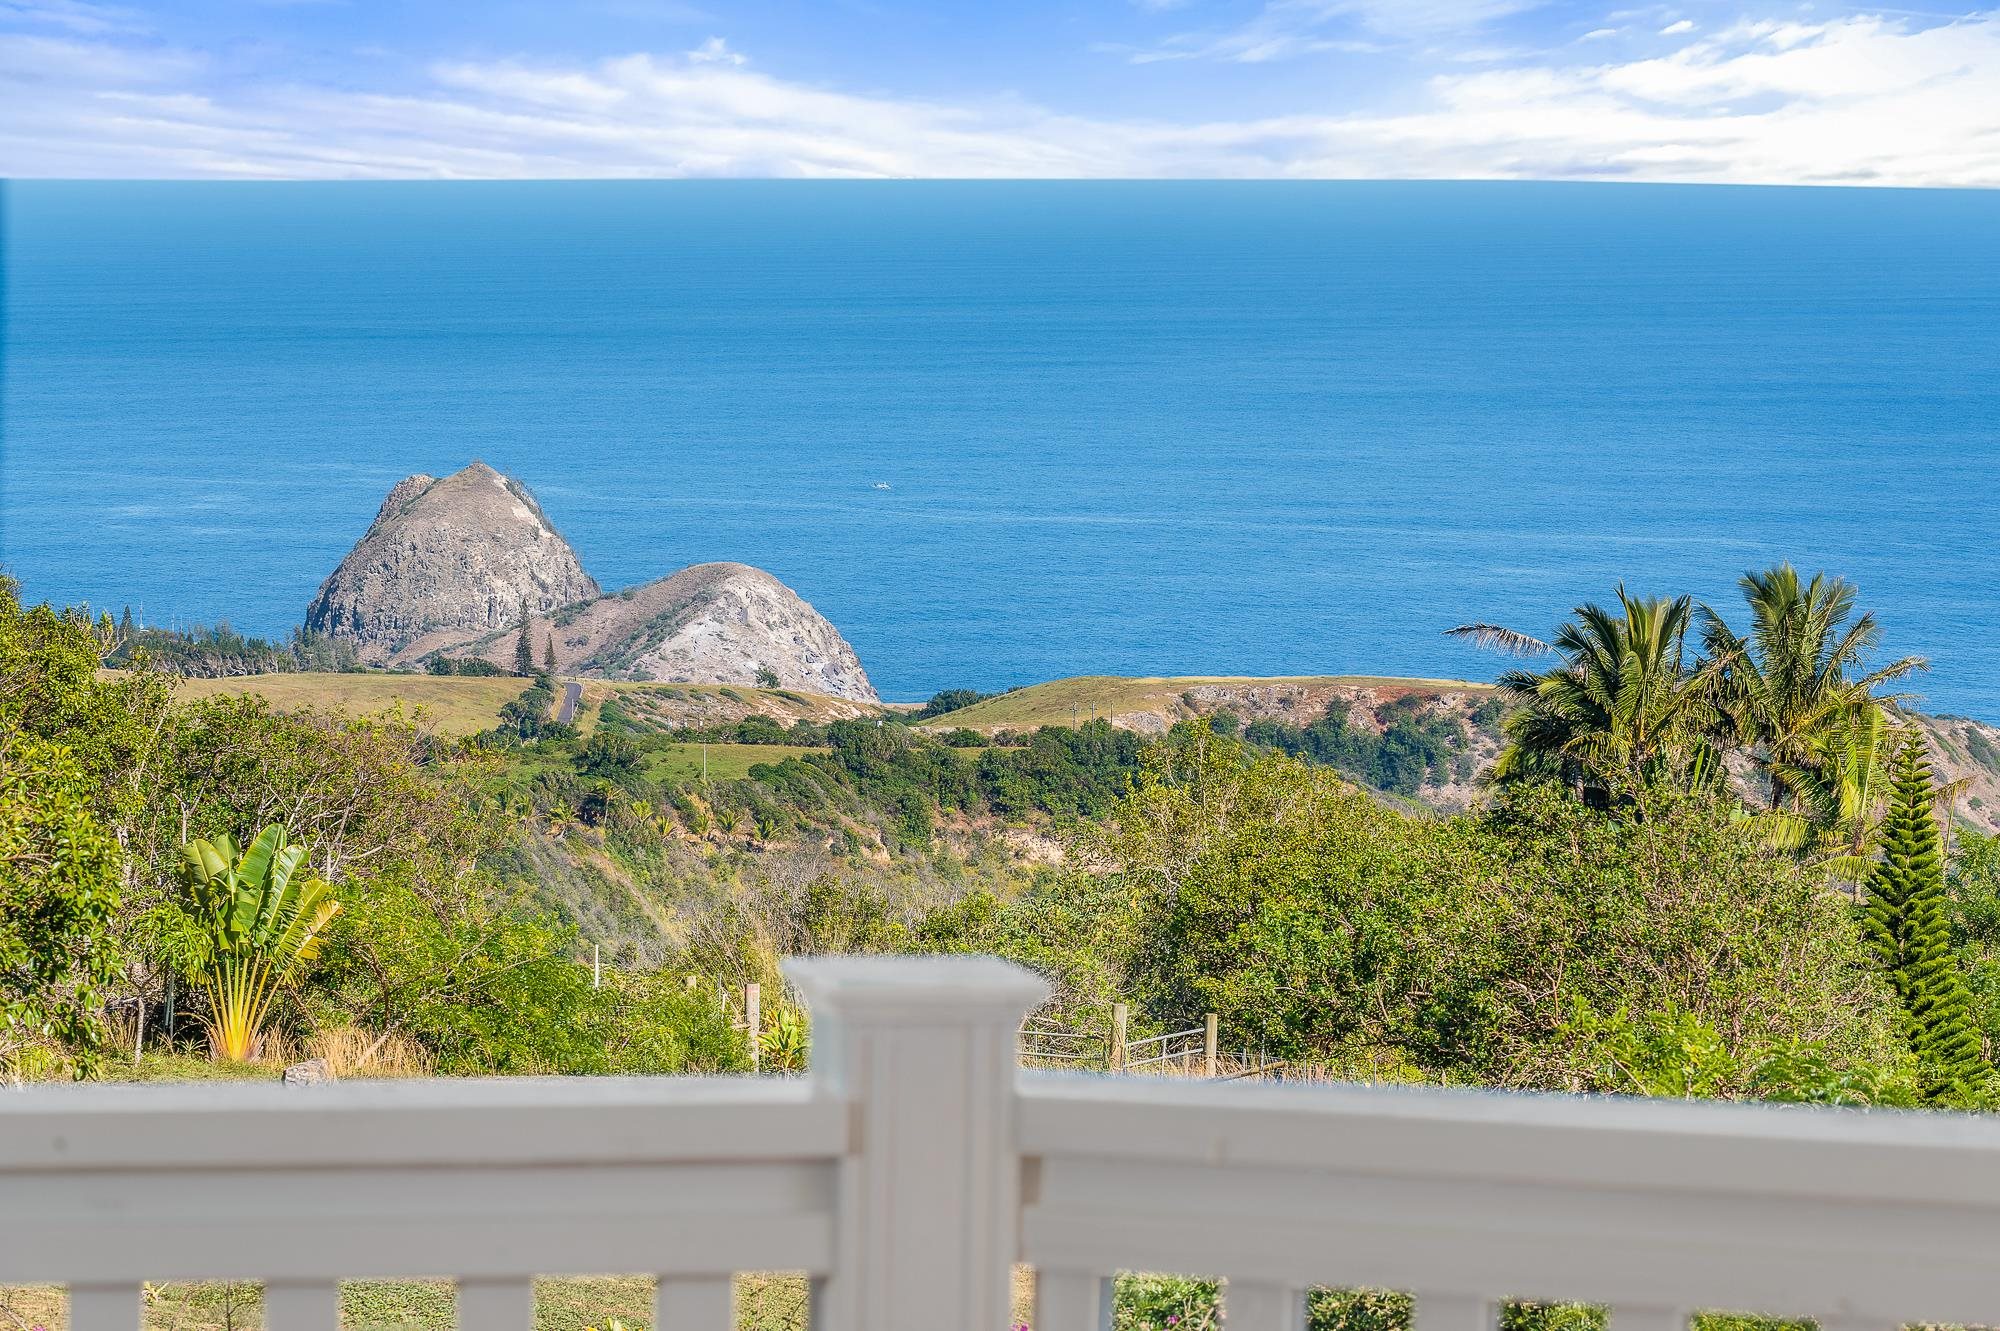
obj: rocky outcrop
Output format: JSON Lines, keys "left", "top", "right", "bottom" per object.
{"left": 304, "top": 463, "right": 600, "bottom": 664}
{"left": 454, "top": 563, "right": 878, "bottom": 703}
{"left": 1914, "top": 712, "right": 2000, "bottom": 836}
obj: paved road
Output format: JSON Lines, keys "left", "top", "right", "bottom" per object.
{"left": 555, "top": 680, "right": 582, "bottom": 726}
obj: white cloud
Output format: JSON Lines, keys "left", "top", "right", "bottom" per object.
{"left": 1125, "top": 0, "right": 1545, "bottom": 63}
{"left": 1580, "top": 27, "right": 1620, "bottom": 40}
{"left": 0, "top": 0, "right": 140, "bottom": 35}
{"left": 1660, "top": 19, "right": 1696, "bottom": 35}
{"left": 686, "top": 35, "right": 743, "bottom": 66}
{"left": 3, "top": 11, "right": 2000, "bottom": 184}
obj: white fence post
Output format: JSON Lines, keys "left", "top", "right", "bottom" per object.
{"left": 787, "top": 955, "right": 1049, "bottom": 1331}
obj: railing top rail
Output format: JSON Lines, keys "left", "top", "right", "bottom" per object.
{"left": 1019, "top": 1070, "right": 2000, "bottom": 1205}
{"left": 0, "top": 1074, "right": 845, "bottom": 1172}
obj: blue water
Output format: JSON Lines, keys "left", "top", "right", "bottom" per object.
{"left": 4, "top": 181, "right": 1997, "bottom": 714}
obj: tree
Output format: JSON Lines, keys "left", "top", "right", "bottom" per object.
{"left": 0, "top": 739, "right": 125, "bottom": 1078}
{"left": 514, "top": 598, "right": 535, "bottom": 677}
{"left": 178, "top": 825, "right": 342, "bottom": 1061}
{"left": 577, "top": 730, "right": 642, "bottom": 780}
{"left": 1457, "top": 588, "right": 1726, "bottom": 804}
{"left": 1760, "top": 705, "right": 1898, "bottom": 895}
{"left": 1015, "top": 725, "right": 1899, "bottom": 1093}
{"left": 544, "top": 633, "right": 558, "bottom": 677}
{"left": 755, "top": 667, "right": 781, "bottom": 689}
{"left": 1861, "top": 733, "right": 1989, "bottom": 1105}
{"left": 1701, "top": 565, "right": 1924, "bottom": 816}
{"left": 914, "top": 688, "right": 991, "bottom": 720}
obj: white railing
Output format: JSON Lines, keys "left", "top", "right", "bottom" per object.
{"left": 9, "top": 955, "right": 2000, "bottom": 1331}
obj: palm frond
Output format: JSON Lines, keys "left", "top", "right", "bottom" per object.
{"left": 1445, "top": 623, "right": 1552, "bottom": 657}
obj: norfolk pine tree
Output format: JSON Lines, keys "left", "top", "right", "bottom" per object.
{"left": 513, "top": 598, "right": 535, "bottom": 677}
{"left": 1863, "top": 731, "right": 1991, "bottom": 1105}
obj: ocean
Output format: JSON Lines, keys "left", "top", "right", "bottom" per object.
{"left": 3, "top": 181, "right": 1996, "bottom": 714}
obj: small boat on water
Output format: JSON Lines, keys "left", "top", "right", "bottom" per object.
{"left": 872, "top": 482, "right": 892, "bottom": 490}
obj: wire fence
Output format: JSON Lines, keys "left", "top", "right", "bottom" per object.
{"left": 1016, "top": 1006, "right": 1282, "bottom": 1079}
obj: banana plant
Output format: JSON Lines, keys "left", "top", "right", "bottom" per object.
{"left": 179, "top": 825, "right": 341, "bottom": 1062}
{"left": 758, "top": 1007, "right": 811, "bottom": 1073}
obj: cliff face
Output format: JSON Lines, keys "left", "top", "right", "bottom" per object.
{"left": 456, "top": 563, "right": 879, "bottom": 703}
{"left": 1914, "top": 713, "right": 2000, "bottom": 836}
{"left": 304, "top": 463, "right": 600, "bottom": 664}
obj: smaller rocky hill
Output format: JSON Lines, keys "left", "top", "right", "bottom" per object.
{"left": 305, "top": 462, "right": 599, "bottom": 665}
{"left": 456, "top": 563, "right": 878, "bottom": 703}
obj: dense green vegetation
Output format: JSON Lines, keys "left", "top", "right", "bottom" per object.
{"left": 5, "top": 561, "right": 1996, "bottom": 1116}
{"left": 0, "top": 577, "right": 744, "bottom": 1080}
{"left": 914, "top": 725, "right": 1914, "bottom": 1100}
{"left": 103, "top": 616, "right": 362, "bottom": 676}
{"left": 486, "top": 711, "right": 1147, "bottom": 854}
{"left": 912, "top": 686, "right": 1001, "bottom": 719}
{"left": 427, "top": 653, "right": 506, "bottom": 676}
{"left": 1236, "top": 694, "right": 1500, "bottom": 796}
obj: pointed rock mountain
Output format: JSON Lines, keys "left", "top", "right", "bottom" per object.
{"left": 305, "top": 462, "right": 600, "bottom": 664}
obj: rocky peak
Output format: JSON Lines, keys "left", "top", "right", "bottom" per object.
{"left": 304, "top": 462, "right": 600, "bottom": 663}
{"left": 574, "top": 562, "right": 878, "bottom": 702}
{"left": 445, "top": 561, "right": 880, "bottom": 702}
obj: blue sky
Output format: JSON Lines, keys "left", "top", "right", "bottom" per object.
{"left": 3, "top": 0, "right": 1997, "bottom": 182}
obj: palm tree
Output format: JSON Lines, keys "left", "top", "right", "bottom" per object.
{"left": 1699, "top": 565, "right": 1925, "bottom": 816}
{"left": 1755, "top": 705, "right": 1896, "bottom": 896}
{"left": 1451, "top": 587, "right": 1727, "bottom": 803}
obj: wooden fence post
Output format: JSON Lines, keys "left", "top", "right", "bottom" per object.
{"left": 1111, "top": 1003, "right": 1128, "bottom": 1074}
{"left": 1204, "top": 1013, "right": 1219, "bottom": 1079}
{"left": 746, "top": 982, "right": 762, "bottom": 1073}
{"left": 786, "top": 955, "right": 1048, "bottom": 1331}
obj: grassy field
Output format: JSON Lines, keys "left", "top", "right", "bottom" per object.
{"left": 165, "top": 673, "right": 531, "bottom": 737}
{"left": 926, "top": 674, "right": 1495, "bottom": 730}
{"left": 152, "top": 674, "right": 880, "bottom": 740}
{"left": 646, "top": 743, "right": 825, "bottom": 782}
{"left": 501, "top": 742, "right": 825, "bottom": 786}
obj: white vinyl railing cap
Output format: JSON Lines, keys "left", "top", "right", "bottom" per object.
{"left": 784, "top": 954, "right": 1050, "bottom": 1021}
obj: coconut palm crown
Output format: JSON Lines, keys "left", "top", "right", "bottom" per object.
{"left": 1699, "top": 564, "right": 1925, "bottom": 814}
{"left": 1462, "top": 587, "right": 1728, "bottom": 804}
